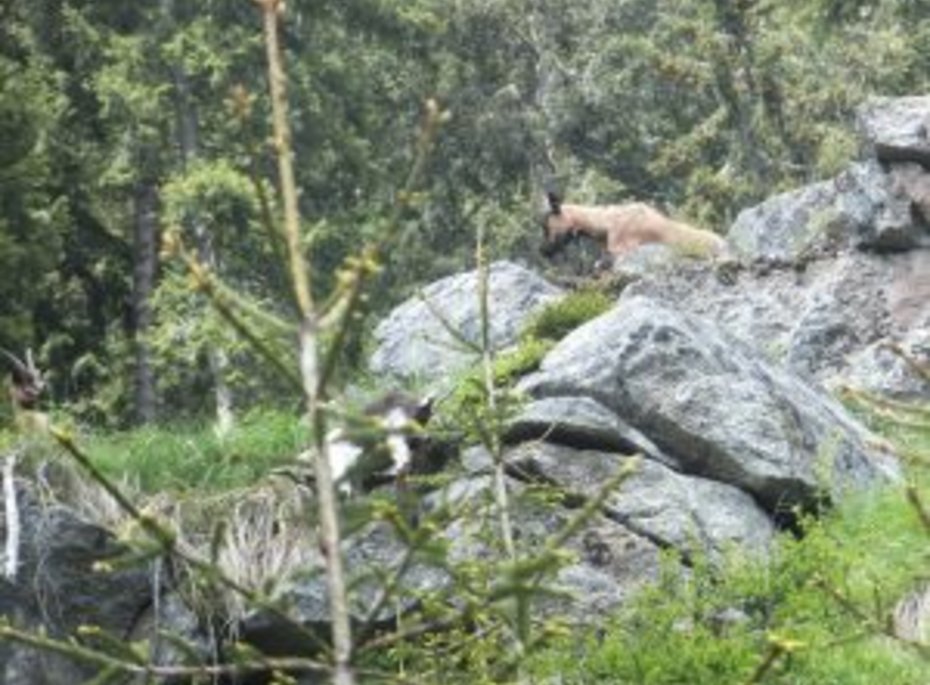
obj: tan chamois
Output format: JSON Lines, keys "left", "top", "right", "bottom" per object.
{"left": 540, "top": 192, "right": 726, "bottom": 260}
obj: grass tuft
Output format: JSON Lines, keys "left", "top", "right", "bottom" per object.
{"left": 81, "top": 408, "right": 307, "bottom": 494}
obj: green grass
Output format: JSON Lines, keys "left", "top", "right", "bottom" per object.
{"left": 80, "top": 408, "right": 308, "bottom": 494}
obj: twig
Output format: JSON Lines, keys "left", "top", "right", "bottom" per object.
{"left": 744, "top": 635, "right": 804, "bottom": 684}
{"left": 3, "top": 448, "right": 20, "bottom": 580}
{"left": 0, "top": 620, "right": 332, "bottom": 679}
{"left": 169, "top": 233, "right": 303, "bottom": 392}
{"left": 475, "top": 227, "right": 516, "bottom": 563}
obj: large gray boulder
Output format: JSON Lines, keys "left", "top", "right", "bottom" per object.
{"left": 519, "top": 297, "right": 900, "bottom": 513}
{"left": 857, "top": 95, "right": 930, "bottom": 166}
{"left": 369, "top": 261, "right": 562, "bottom": 383}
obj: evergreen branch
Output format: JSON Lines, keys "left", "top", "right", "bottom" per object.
{"left": 168, "top": 233, "right": 303, "bottom": 393}
{"left": 255, "top": 2, "right": 353, "bottom": 683}
{"left": 475, "top": 226, "right": 517, "bottom": 607}
{"left": 0, "top": 619, "right": 337, "bottom": 679}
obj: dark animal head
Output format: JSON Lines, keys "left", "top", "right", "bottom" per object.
{"left": 1, "top": 347, "right": 44, "bottom": 410}
{"left": 540, "top": 190, "right": 575, "bottom": 258}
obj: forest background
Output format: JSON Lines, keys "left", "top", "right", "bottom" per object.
{"left": 1, "top": 0, "right": 928, "bottom": 427}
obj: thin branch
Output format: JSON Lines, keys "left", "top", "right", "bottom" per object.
{"left": 316, "top": 101, "right": 447, "bottom": 392}
{"left": 3, "top": 448, "right": 20, "bottom": 580}
{"left": 476, "top": 226, "right": 516, "bottom": 562}
{"left": 0, "top": 620, "right": 331, "bottom": 678}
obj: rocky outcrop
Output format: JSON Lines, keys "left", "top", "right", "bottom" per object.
{"left": 629, "top": 97, "right": 930, "bottom": 400}
{"left": 519, "top": 297, "right": 899, "bottom": 514}
{"left": 727, "top": 159, "right": 930, "bottom": 260}
{"left": 624, "top": 249, "right": 930, "bottom": 397}
{"left": 369, "top": 261, "right": 563, "bottom": 383}
{"left": 505, "top": 442, "right": 774, "bottom": 558}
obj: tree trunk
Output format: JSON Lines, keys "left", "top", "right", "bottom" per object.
{"left": 131, "top": 180, "right": 158, "bottom": 424}
{"left": 169, "top": 13, "right": 234, "bottom": 436}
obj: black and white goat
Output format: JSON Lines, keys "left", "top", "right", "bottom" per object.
{"left": 279, "top": 391, "right": 436, "bottom": 497}
{"left": 325, "top": 391, "right": 434, "bottom": 496}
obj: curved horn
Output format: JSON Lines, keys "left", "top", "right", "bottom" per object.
{"left": 0, "top": 347, "right": 29, "bottom": 381}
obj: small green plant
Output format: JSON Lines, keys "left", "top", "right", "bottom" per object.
{"left": 440, "top": 337, "right": 553, "bottom": 433}
{"left": 522, "top": 288, "right": 613, "bottom": 342}
{"left": 439, "top": 289, "right": 612, "bottom": 438}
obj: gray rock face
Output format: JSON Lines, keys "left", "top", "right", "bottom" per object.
{"left": 506, "top": 442, "right": 774, "bottom": 558}
{"left": 727, "top": 178, "right": 846, "bottom": 262}
{"left": 835, "top": 161, "right": 929, "bottom": 251}
{"left": 611, "top": 243, "right": 680, "bottom": 278}
{"left": 243, "top": 518, "right": 451, "bottom": 657}
{"left": 434, "top": 475, "right": 663, "bottom": 617}
{"left": 0, "top": 483, "right": 155, "bottom": 685}
{"left": 369, "top": 261, "right": 563, "bottom": 383}
{"left": 520, "top": 297, "right": 899, "bottom": 513}
{"left": 727, "top": 160, "right": 929, "bottom": 261}
{"left": 857, "top": 95, "right": 930, "bottom": 165}
{"left": 243, "top": 473, "right": 662, "bottom": 645}
{"left": 842, "top": 329, "right": 930, "bottom": 400}
{"left": 504, "top": 396, "right": 680, "bottom": 469}
{"left": 624, "top": 249, "right": 930, "bottom": 397}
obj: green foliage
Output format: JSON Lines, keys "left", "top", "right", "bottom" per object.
{"left": 441, "top": 336, "right": 554, "bottom": 438}
{"left": 440, "top": 289, "right": 611, "bottom": 436}
{"left": 522, "top": 289, "right": 613, "bottom": 342}
{"left": 83, "top": 408, "right": 306, "bottom": 493}
{"left": 523, "top": 479, "right": 930, "bottom": 684}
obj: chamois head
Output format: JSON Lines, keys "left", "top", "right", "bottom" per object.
{"left": 1, "top": 347, "right": 44, "bottom": 411}
{"left": 540, "top": 190, "right": 576, "bottom": 258}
